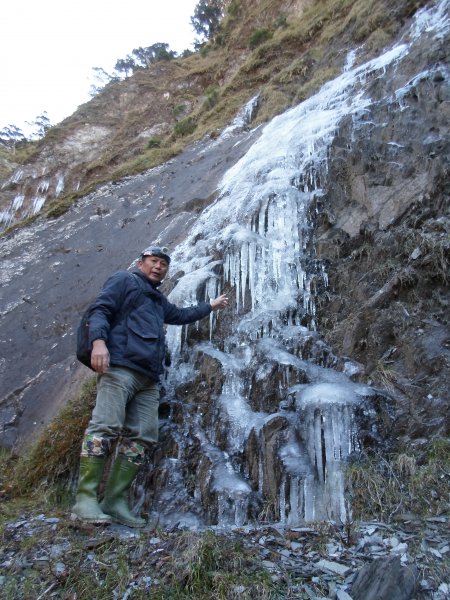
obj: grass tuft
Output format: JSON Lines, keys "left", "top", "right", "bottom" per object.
{"left": 11, "top": 377, "right": 97, "bottom": 497}
{"left": 347, "top": 438, "right": 450, "bottom": 521}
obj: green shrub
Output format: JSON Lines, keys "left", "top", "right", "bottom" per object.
{"left": 274, "top": 15, "right": 288, "bottom": 29}
{"left": 204, "top": 85, "right": 220, "bottom": 110}
{"left": 174, "top": 117, "right": 197, "bottom": 137}
{"left": 147, "top": 136, "right": 161, "bottom": 148}
{"left": 248, "top": 28, "right": 273, "bottom": 50}
{"left": 173, "top": 103, "right": 188, "bottom": 117}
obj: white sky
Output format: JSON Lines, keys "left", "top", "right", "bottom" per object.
{"left": 1, "top": 0, "right": 199, "bottom": 133}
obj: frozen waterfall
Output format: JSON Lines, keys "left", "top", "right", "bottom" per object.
{"left": 153, "top": 1, "right": 449, "bottom": 528}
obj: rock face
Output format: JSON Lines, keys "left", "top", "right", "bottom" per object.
{"left": 315, "top": 23, "right": 450, "bottom": 443}
{"left": 0, "top": 129, "right": 261, "bottom": 448}
{"left": 351, "top": 555, "right": 417, "bottom": 600}
{"left": 0, "top": 1, "right": 448, "bottom": 529}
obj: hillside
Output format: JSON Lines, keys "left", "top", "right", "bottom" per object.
{"left": 0, "top": 0, "right": 449, "bottom": 597}
{"left": 0, "top": 0, "right": 432, "bottom": 229}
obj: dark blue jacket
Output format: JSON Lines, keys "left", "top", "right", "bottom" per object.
{"left": 88, "top": 269, "right": 212, "bottom": 380}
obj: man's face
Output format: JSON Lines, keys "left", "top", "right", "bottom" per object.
{"left": 138, "top": 255, "right": 169, "bottom": 284}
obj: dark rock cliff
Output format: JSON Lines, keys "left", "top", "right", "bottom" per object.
{"left": 314, "top": 21, "right": 450, "bottom": 445}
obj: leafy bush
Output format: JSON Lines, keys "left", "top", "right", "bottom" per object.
{"left": 147, "top": 137, "right": 161, "bottom": 149}
{"left": 174, "top": 117, "right": 197, "bottom": 137}
{"left": 204, "top": 85, "right": 220, "bottom": 110}
{"left": 249, "top": 28, "right": 273, "bottom": 50}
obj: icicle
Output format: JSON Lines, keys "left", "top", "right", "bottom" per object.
{"left": 234, "top": 492, "right": 249, "bottom": 527}
{"left": 55, "top": 175, "right": 65, "bottom": 196}
{"left": 240, "top": 242, "right": 248, "bottom": 309}
{"left": 31, "top": 196, "right": 46, "bottom": 214}
{"left": 37, "top": 180, "right": 49, "bottom": 194}
{"left": 12, "top": 195, "right": 24, "bottom": 211}
{"left": 279, "top": 474, "right": 286, "bottom": 525}
{"left": 303, "top": 474, "right": 317, "bottom": 522}
{"left": 313, "top": 409, "right": 325, "bottom": 484}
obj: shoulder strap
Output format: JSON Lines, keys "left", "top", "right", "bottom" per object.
{"left": 123, "top": 272, "right": 154, "bottom": 317}
{"left": 109, "top": 274, "right": 145, "bottom": 328}
{"left": 130, "top": 272, "right": 155, "bottom": 298}
{"left": 130, "top": 272, "right": 146, "bottom": 290}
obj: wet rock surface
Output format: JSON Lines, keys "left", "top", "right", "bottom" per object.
{"left": 0, "top": 128, "right": 261, "bottom": 449}
{"left": 0, "top": 510, "right": 448, "bottom": 598}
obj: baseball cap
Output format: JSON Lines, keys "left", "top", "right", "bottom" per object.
{"left": 141, "top": 245, "right": 171, "bottom": 264}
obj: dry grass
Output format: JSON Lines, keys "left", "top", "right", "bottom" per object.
{"left": 347, "top": 439, "right": 450, "bottom": 521}
{"left": 11, "top": 377, "right": 97, "bottom": 497}
{"left": 153, "top": 530, "right": 272, "bottom": 599}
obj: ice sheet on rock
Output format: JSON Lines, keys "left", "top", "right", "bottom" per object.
{"left": 168, "top": 261, "right": 222, "bottom": 306}
{"left": 410, "top": 0, "right": 449, "bottom": 40}
{"left": 196, "top": 342, "right": 268, "bottom": 450}
{"left": 165, "top": 261, "right": 222, "bottom": 358}
{"left": 196, "top": 341, "right": 250, "bottom": 371}
{"left": 212, "top": 463, "right": 252, "bottom": 528}
{"left": 278, "top": 412, "right": 355, "bottom": 524}
{"left": 257, "top": 338, "right": 306, "bottom": 369}
{"left": 220, "top": 94, "right": 260, "bottom": 139}
{"left": 280, "top": 441, "right": 313, "bottom": 477}
{"left": 394, "top": 68, "right": 442, "bottom": 111}
{"left": 55, "top": 175, "right": 65, "bottom": 196}
{"left": 168, "top": 41, "right": 413, "bottom": 325}
{"left": 212, "top": 463, "right": 252, "bottom": 494}
{"left": 154, "top": 1, "right": 449, "bottom": 529}
{"left": 297, "top": 382, "right": 360, "bottom": 407}
{"left": 219, "top": 392, "right": 268, "bottom": 451}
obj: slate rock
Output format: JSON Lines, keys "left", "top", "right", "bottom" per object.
{"left": 351, "top": 555, "right": 417, "bottom": 600}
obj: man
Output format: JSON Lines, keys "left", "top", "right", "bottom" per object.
{"left": 71, "top": 245, "right": 228, "bottom": 527}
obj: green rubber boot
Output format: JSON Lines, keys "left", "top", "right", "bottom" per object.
{"left": 101, "top": 458, "right": 146, "bottom": 528}
{"left": 71, "top": 456, "right": 112, "bottom": 524}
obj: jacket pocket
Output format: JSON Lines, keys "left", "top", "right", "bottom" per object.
{"left": 125, "top": 311, "right": 163, "bottom": 369}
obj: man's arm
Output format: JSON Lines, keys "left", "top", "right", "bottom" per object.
{"left": 163, "top": 294, "right": 229, "bottom": 325}
{"left": 88, "top": 272, "right": 130, "bottom": 372}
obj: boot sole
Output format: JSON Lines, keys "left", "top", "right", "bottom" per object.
{"left": 70, "top": 513, "right": 112, "bottom": 525}
{"left": 109, "top": 515, "right": 146, "bottom": 528}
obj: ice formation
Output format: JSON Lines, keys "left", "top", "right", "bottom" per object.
{"left": 159, "top": 0, "right": 449, "bottom": 527}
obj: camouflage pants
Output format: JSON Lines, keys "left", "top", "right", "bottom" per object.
{"left": 81, "top": 434, "right": 146, "bottom": 465}
{"left": 81, "top": 366, "right": 160, "bottom": 465}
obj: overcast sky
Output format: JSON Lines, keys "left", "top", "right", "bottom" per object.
{"left": 1, "top": 0, "right": 199, "bottom": 133}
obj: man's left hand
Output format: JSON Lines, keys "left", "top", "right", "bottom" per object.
{"left": 210, "top": 294, "right": 229, "bottom": 311}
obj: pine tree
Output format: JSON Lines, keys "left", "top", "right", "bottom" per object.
{"left": 0, "top": 124, "right": 26, "bottom": 153}
{"left": 191, "top": 0, "right": 225, "bottom": 41}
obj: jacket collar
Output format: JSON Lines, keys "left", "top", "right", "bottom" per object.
{"left": 131, "top": 268, "right": 163, "bottom": 291}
